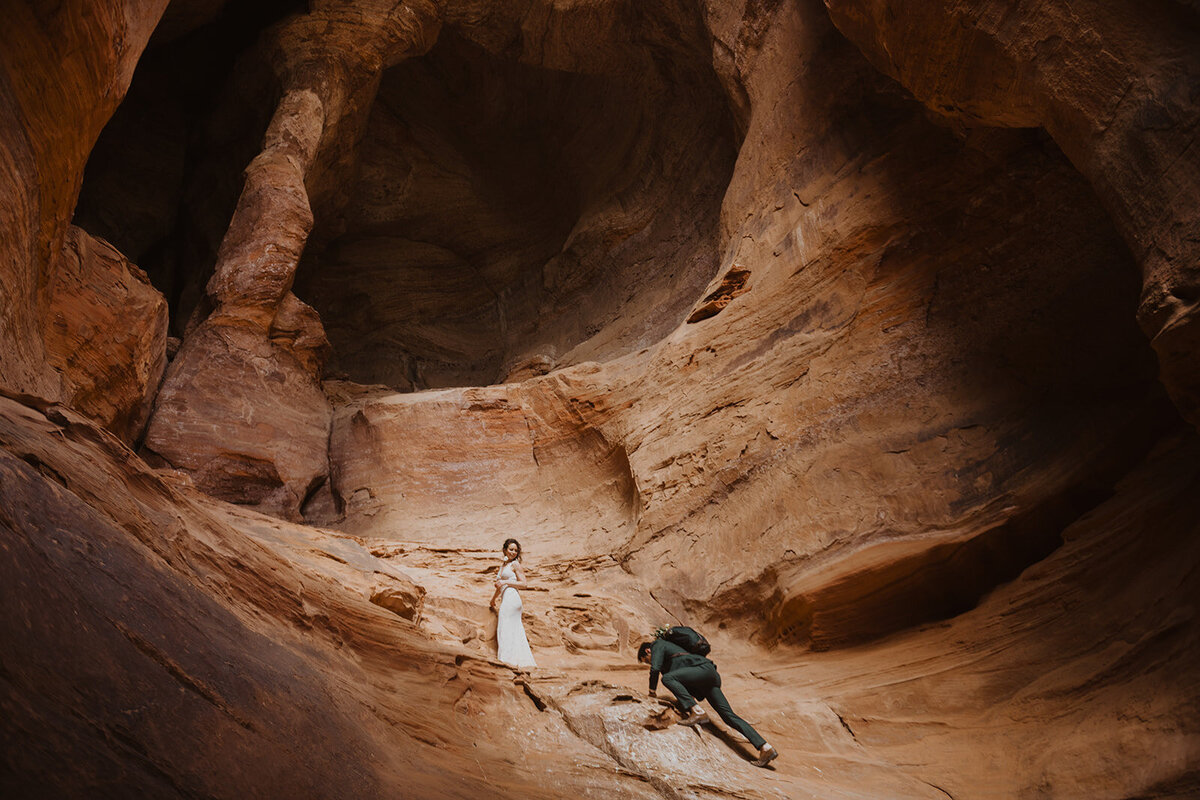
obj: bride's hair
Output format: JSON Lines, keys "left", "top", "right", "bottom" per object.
{"left": 502, "top": 538, "right": 522, "bottom": 560}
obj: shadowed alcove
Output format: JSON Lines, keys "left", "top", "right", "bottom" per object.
{"left": 293, "top": 24, "right": 740, "bottom": 391}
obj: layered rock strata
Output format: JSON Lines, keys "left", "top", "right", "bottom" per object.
{"left": 142, "top": 0, "right": 442, "bottom": 518}
{"left": 822, "top": 0, "right": 1200, "bottom": 425}
{"left": 44, "top": 227, "right": 168, "bottom": 445}
{"left": 0, "top": 396, "right": 665, "bottom": 799}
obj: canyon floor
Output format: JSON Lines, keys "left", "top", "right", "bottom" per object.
{"left": 5, "top": 387, "right": 1198, "bottom": 799}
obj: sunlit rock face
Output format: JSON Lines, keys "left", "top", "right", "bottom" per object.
{"left": 3, "top": 0, "right": 1200, "bottom": 798}
{"left": 327, "top": 379, "right": 640, "bottom": 558}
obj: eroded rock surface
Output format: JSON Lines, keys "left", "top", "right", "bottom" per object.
{"left": 3, "top": 0, "right": 1200, "bottom": 798}
{"left": 328, "top": 378, "right": 639, "bottom": 558}
{"left": 0, "top": 397, "right": 662, "bottom": 799}
{"left": 822, "top": 0, "right": 1200, "bottom": 424}
{"left": 294, "top": 17, "right": 736, "bottom": 390}
{"left": 44, "top": 226, "right": 168, "bottom": 444}
{"left": 143, "top": 319, "right": 332, "bottom": 519}
{"left": 0, "top": 0, "right": 169, "bottom": 401}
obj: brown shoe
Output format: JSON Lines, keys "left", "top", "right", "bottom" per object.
{"left": 751, "top": 744, "right": 778, "bottom": 767}
{"left": 677, "top": 708, "right": 708, "bottom": 727}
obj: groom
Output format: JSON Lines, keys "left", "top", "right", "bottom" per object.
{"left": 638, "top": 638, "right": 779, "bottom": 767}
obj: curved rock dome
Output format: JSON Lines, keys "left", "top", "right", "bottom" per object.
{"left": 295, "top": 27, "right": 738, "bottom": 390}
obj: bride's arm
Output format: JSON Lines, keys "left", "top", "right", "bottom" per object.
{"left": 489, "top": 564, "right": 505, "bottom": 610}
{"left": 501, "top": 560, "right": 529, "bottom": 590}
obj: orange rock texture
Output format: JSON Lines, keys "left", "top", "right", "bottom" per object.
{"left": 2, "top": 0, "right": 1199, "bottom": 798}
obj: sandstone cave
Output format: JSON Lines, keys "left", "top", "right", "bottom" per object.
{"left": 3, "top": 0, "right": 1200, "bottom": 798}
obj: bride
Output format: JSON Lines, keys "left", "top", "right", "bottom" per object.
{"left": 490, "top": 538, "right": 537, "bottom": 668}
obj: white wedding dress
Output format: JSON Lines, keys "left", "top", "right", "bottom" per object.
{"left": 496, "top": 560, "right": 536, "bottom": 668}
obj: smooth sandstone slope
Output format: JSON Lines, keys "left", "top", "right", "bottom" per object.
{"left": 2, "top": 0, "right": 1200, "bottom": 798}
{"left": 0, "top": 396, "right": 669, "bottom": 800}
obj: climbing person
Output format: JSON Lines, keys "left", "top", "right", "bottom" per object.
{"left": 638, "top": 637, "right": 779, "bottom": 767}
{"left": 490, "top": 538, "right": 536, "bottom": 668}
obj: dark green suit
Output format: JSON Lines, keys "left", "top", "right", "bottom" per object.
{"left": 647, "top": 639, "right": 767, "bottom": 749}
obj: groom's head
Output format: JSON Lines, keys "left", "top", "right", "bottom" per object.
{"left": 637, "top": 642, "right": 653, "bottom": 663}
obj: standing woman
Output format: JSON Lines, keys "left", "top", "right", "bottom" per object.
{"left": 490, "top": 538, "right": 537, "bottom": 668}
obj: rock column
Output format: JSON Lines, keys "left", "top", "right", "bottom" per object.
{"left": 143, "top": 0, "right": 442, "bottom": 519}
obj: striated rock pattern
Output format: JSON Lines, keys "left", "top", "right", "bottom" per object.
{"left": 327, "top": 378, "right": 639, "bottom": 559}
{"left": 822, "top": 0, "right": 1200, "bottom": 425}
{"left": 143, "top": 319, "right": 332, "bottom": 519}
{"left": 0, "top": 0, "right": 169, "bottom": 402}
{"left": 2, "top": 0, "right": 1200, "bottom": 798}
{"left": 44, "top": 227, "right": 169, "bottom": 444}
{"left": 0, "top": 396, "right": 663, "bottom": 799}
{"left": 139, "top": 0, "right": 442, "bottom": 518}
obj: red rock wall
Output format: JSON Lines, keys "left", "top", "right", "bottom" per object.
{"left": 601, "top": 0, "right": 1177, "bottom": 645}
{"left": 0, "top": 0, "right": 168, "bottom": 403}
{"left": 822, "top": 0, "right": 1200, "bottom": 423}
{"left": 44, "top": 227, "right": 168, "bottom": 445}
{"left": 2, "top": 0, "right": 1199, "bottom": 798}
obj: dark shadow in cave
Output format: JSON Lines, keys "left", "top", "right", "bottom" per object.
{"left": 73, "top": 0, "right": 304, "bottom": 338}
{"left": 292, "top": 25, "right": 740, "bottom": 391}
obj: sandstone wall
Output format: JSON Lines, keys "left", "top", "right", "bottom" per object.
{"left": 2, "top": 0, "right": 1199, "bottom": 797}
{"left": 0, "top": 0, "right": 169, "bottom": 418}
{"left": 822, "top": 0, "right": 1200, "bottom": 423}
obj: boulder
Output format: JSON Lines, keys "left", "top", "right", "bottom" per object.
{"left": 143, "top": 318, "right": 332, "bottom": 520}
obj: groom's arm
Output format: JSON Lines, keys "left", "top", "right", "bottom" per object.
{"left": 648, "top": 640, "right": 669, "bottom": 692}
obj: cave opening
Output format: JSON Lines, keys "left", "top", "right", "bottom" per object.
{"left": 292, "top": 24, "right": 741, "bottom": 391}
{"left": 75, "top": 5, "right": 741, "bottom": 392}
{"left": 73, "top": 0, "right": 306, "bottom": 339}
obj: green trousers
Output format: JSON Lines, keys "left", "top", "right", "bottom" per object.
{"left": 661, "top": 662, "right": 767, "bottom": 749}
